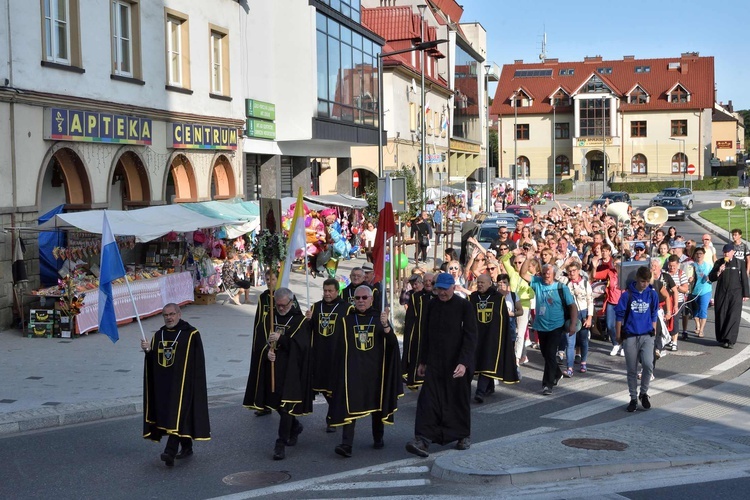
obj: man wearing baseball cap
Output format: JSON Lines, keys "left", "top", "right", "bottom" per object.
{"left": 406, "top": 272, "right": 477, "bottom": 458}
{"left": 709, "top": 243, "right": 750, "bottom": 348}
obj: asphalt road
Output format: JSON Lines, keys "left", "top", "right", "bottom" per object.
{"left": 2, "top": 206, "right": 748, "bottom": 499}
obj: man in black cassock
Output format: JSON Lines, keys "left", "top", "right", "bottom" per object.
{"left": 709, "top": 244, "right": 750, "bottom": 348}
{"left": 340, "top": 266, "right": 366, "bottom": 306}
{"left": 329, "top": 285, "right": 403, "bottom": 457}
{"left": 251, "top": 287, "right": 313, "bottom": 460}
{"left": 402, "top": 272, "right": 435, "bottom": 390}
{"left": 243, "top": 269, "right": 277, "bottom": 417}
{"left": 406, "top": 273, "right": 477, "bottom": 458}
{"left": 306, "top": 277, "right": 353, "bottom": 432}
{"left": 471, "top": 274, "right": 520, "bottom": 404}
{"left": 142, "top": 303, "right": 210, "bottom": 467}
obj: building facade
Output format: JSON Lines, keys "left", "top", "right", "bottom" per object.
{"left": 242, "top": 0, "right": 384, "bottom": 200}
{"left": 490, "top": 53, "right": 715, "bottom": 189}
{"left": 0, "top": 0, "right": 246, "bottom": 326}
{"left": 712, "top": 101, "right": 745, "bottom": 171}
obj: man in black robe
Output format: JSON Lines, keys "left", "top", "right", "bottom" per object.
{"left": 471, "top": 274, "right": 520, "bottom": 403}
{"left": 402, "top": 272, "right": 435, "bottom": 389}
{"left": 243, "top": 269, "right": 277, "bottom": 416}
{"left": 142, "top": 303, "right": 210, "bottom": 466}
{"left": 340, "top": 266, "right": 366, "bottom": 306}
{"left": 406, "top": 273, "right": 477, "bottom": 457}
{"left": 709, "top": 244, "right": 750, "bottom": 348}
{"left": 252, "top": 287, "right": 313, "bottom": 460}
{"left": 306, "top": 277, "right": 353, "bottom": 432}
{"left": 329, "top": 285, "right": 402, "bottom": 457}
{"left": 362, "top": 262, "right": 383, "bottom": 312}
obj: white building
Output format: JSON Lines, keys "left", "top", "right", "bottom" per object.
{"left": 0, "top": 0, "right": 246, "bottom": 325}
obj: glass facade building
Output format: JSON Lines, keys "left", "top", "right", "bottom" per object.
{"left": 452, "top": 44, "right": 480, "bottom": 142}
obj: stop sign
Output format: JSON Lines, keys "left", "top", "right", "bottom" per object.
{"left": 352, "top": 171, "right": 360, "bottom": 188}
{"left": 687, "top": 164, "right": 696, "bottom": 175}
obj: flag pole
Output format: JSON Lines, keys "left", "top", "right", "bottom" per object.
{"left": 122, "top": 276, "right": 146, "bottom": 341}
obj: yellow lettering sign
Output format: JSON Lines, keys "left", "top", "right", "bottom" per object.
{"left": 141, "top": 120, "right": 150, "bottom": 140}
{"left": 116, "top": 117, "right": 125, "bottom": 137}
{"left": 101, "top": 115, "right": 111, "bottom": 136}
{"left": 88, "top": 115, "right": 97, "bottom": 135}
{"left": 185, "top": 125, "right": 191, "bottom": 143}
{"left": 70, "top": 114, "right": 83, "bottom": 134}
{"left": 174, "top": 124, "right": 182, "bottom": 142}
{"left": 193, "top": 125, "right": 202, "bottom": 144}
{"left": 129, "top": 118, "right": 138, "bottom": 138}
{"left": 213, "top": 128, "right": 219, "bottom": 144}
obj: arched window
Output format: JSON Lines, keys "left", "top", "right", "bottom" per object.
{"left": 671, "top": 153, "right": 687, "bottom": 174}
{"left": 631, "top": 154, "right": 647, "bottom": 174}
{"left": 515, "top": 156, "right": 530, "bottom": 177}
{"left": 555, "top": 155, "right": 570, "bottom": 176}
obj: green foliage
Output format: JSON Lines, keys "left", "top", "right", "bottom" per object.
{"left": 363, "top": 167, "right": 422, "bottom": 221}
{"left": 700, "top": 207, "right": 750, "bottom": 235}
{"left": 610, "top": 177, "right": 738, "bottom": 193}
{"left": 489, "top": 129, "right": 498, "bottom": 173}
{"left": 739, "top": 109, "right": 750, "bottom": 148}
{"left": 536, "top": 178, "right": 573, "bottom": 194}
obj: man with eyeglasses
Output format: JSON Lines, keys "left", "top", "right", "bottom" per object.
{"left": 306, "top": 278, "right": 354, "bottom": 432}
{"left": 471, "top": 274, "right": 520, "bottom": 404}
{"left": 329, "top": 286, "right": 402, "bottom": 458}
{"left": 340, "top": 266, "right": 366, "bottom": 306}
{"left": 406, "top": 273, "right": 477, "bottom": 458}
{"left": 491, "top": 225, "right": 516, "bottom": 254}
{"left": 141, "top": 303, "right": 210, "bottom": 466}
{"left": 254, "top": 287, "right": 312, "bottom": 460}
{"left": 402, "top": 272, "right": 436, "bottom": 390}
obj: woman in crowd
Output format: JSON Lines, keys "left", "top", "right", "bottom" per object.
{"left": 688, "top": 247, "right": 712, "bottom": 338}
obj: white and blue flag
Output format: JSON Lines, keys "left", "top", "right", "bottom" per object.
{"left": 98, "top": 211, "right": 126, "bottom": 343}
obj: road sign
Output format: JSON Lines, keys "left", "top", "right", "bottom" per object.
{"left": 352, "top": 171, "right": 360, "bottom": 188}
{"left": 687, "top": 164, "right": 696, "bottom": 175}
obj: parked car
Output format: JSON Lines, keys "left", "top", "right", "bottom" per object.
{"left": 504, "top": 205, "right": 534, "bottom": 225}
{"left": 650, "top": 187, "right": 694, "bottom": 209}
{"left": 590, "top": 191, "right": 632, "bottom": 209}
{"left": 652, "top": 197, "right": 688, "bottom": 221}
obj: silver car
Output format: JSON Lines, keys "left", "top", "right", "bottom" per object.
{"left": 650, "top": 187, "right": 694, "bottom": 209}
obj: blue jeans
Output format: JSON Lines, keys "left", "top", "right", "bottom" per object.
{"left": 606, "top": 303, "right": 618, "bottom": 346}
{"left": 565, "top": 310, "right": 590, "bottom": 369}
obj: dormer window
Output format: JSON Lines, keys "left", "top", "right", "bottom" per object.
{"left": 629, "top": 86, "right": 649, "bottom": 104}
{"left": 511, "top": 89, "right": 533, "bottom": 107}
{"left": 551, "top": 89, "right": 571, "bottom": 106}
{"left": 583, "top": 75, "right": 612, "bottom": 93}
{"left": 669, "top": 84, "right": 689, "bottom": 103}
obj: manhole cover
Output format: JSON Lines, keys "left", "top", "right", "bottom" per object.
{"left": 222, "top": 470, "right": 291, "bottom": 487}
{"left": 561, "top": 438, "right": 628, "bottom": 451}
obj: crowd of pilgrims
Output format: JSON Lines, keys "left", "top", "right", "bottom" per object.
{"left": 234, "top": 200, "right": 750, "bottom": 460}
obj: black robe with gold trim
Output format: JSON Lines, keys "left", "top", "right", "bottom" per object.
{"left": 310, "top": 297, "right": 353, "bottom": 396}
{"left": 143, "top": 319, "right": 210, "bottom": 441}
{"left": 329, "top": 307, "right": 403, "bottom": 426}
{"left": 243, "top": 289, "right": 273, "bottom": 409}
{"left": 402, "top": 290, "right": 434, "bottom": 389}
{"left": 340, "top": 283, "right": 358, "bottom": 307}
{"left": 415, "top": 295, "right": 476, "bottom": 445}
{"left": 246, "top": 310, "right": 313, "bottom": 416}
{"left": 470, "top": 289, "right": 519, "bottom": 383}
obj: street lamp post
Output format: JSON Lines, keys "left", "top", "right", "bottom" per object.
{"left": 418, "top": 4, "right": 427, "bottom": 210}
{"left": 512, "top": 91, "right": 518, "bottom": 192}
{"left": 602, "top": 96, "right": 607, "bottom": 194}
{"left": 671, "top": 137, "right": 686, "bottom": 187}
{"left": 376, "top": 39, "right": 447, "bottom": 180}
{"left": 485, "top": 64, "right": 492, "bottom": 211}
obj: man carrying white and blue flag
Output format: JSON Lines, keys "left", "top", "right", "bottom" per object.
{"left": 98, "top": 211, "right": 126, "bottom": 343}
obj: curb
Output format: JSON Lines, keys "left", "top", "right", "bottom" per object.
{"left": 431, "top": 453, "right": 750, "bottom": 485}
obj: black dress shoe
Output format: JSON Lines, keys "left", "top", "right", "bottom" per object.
{"left": 455, "top": 437, "right": 471, "bottom": 450}
{"left": 373, "top": 439, "right": 384, "bottom": 449}
{"left": 273, "top": 442, "right": 285, "bottom": 460}
{"left": 255, "top": 408, "right": 272, "bottom": 417}
{"left": 326, "top": 425, "right": 336, "bottom": 433}
{"left": 473, "top": 393, "right": 484, "bottom": 404}
{"left": 175, "top": 449, "right": 193, "bottom": 460}
{"left": 287, "top": 423, "right": 304, "bottom": 446}
{"left": 334, "top": 444, "right": 352, "bottom": 457}
{"left": 160, "top": 452, "right": 175, "bottom": 467}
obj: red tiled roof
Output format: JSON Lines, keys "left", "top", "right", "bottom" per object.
{"left": 490, "top": 55, "right": 715, "bottom": 116}
{"left": 362, "top": 6, "right": 447, "bottom": 88}
{"left": 429, "top": 0, "right": 464, "bottom": 23}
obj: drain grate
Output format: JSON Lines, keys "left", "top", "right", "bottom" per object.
{"left": 222, "top": 470, "right": 291, "bottom": 487}
{"left": 562, "top": 438, "right": 628, "bottom": 451}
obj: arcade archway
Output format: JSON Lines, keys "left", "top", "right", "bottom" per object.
{"left": 585, "top": 150, "right": 610, "bottom": 182}
{"left": 166, "top": 154, "right": 197, "bottom": 203}
{"left": 110, "top": 150, "right": 150, "bottom": 209}
{"left": 38, "top": 146, "right": 92, "bottom": 214}
{"left": 210, "top": 155, "right": 237, "bottom": 200}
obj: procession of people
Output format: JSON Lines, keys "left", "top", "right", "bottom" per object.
{"left": 140, "top": 196, "right": 749, "bottom": 466}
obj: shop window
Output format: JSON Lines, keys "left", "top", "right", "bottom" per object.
{"left": 631, "top": 154, "right": 647, "bottom": 174}
{"left": 671, "top": 153, "right": 687, "bottom": 174}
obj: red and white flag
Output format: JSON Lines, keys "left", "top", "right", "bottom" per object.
{"left": 372, "top": 175, "right": 396, "bottom": 287}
